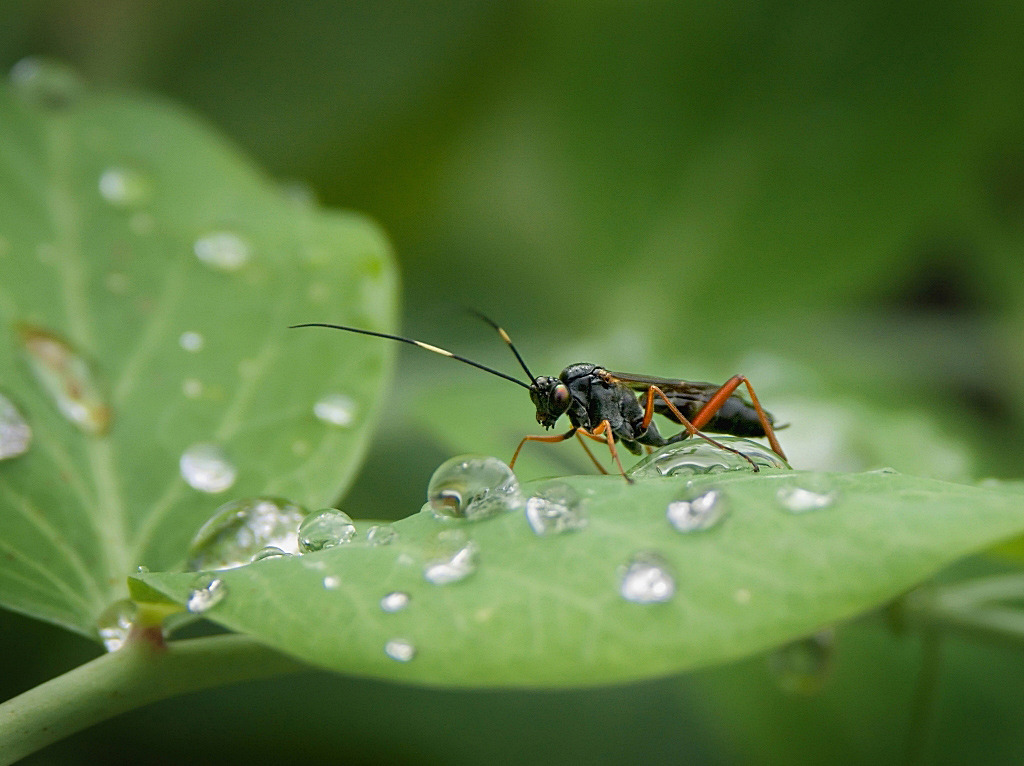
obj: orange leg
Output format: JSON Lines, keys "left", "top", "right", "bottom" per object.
{"left": 641, "top": 385, "right": 764, "bottom": 471}
{"left": 578, "top": 420, "right": 632, "bottom": 481}
{"left": 576, "top": 432, "right": 609, "bottom": 474}
{"left": 689, "top": 375, "right": 787, "bottom": 462}
{"left": 510, "top": 428, "right": 577, "bottom": 470}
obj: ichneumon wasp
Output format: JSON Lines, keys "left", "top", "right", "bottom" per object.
{"left": 291, "top": 315, "right": 788, "bottom": 481}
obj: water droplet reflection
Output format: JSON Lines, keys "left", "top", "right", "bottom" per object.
{"left": 525, "top": 482, "right": 586, "bottom": 536}
{"left": 620, "top": 552, "right": 675, "bottom": 604}
{"left": 427, "top": 455, "right": 521, "bottom": 521}
{"left": 366, "top": 524, "right": 398, "bottom": 546}
{"left": 776, "top": 476, "right": 838, "bottom": 514}
{"left": 179, "top": 443, "right": 237, "bottom": 494}
{"left": 0, "top": 393, "right": 32, "bottom": 460}
{"left": 187, "top": 576, "right": 227, "bottom": 613}
{"left": 297, "top": 508, "right": 356, "bottom": 553}
{"left": 313, "top": 393, "right": 357, "bottom": 427}
{"left": 96, "top": 599, "right": 137, "bottom": 652}
{"left": 666, "top": 486, "right": 728, "bottom": 533}
{"left": 18, "top": 324, "right": 111, "bottom": 435}
{"left": 187, "top": 496, "right": 305, "bottom": 570}
{"left": 627, "top": 436, "right": 789, "bottom": 479}
{"left": 424, "top": 533, "right": 479, "bottom": 585}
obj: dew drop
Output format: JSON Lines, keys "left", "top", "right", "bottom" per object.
{"left": 380, "top": 591, "right": 411, "bottom": 613}
{"left": 620, "top": 552, "right": 676, "bottom": 604}
{"left": 186, "top": 576, "right": 227, "bottom": 614}
{"left": 0, "top": 393, "right": 32, "bottom": 460}
{"left": 384, "top": 638, "right": 416, "bottom": 662}
{"left": 182, "top": 378, "right": 203, "bottom": 399}
{"left": 427, "top": 455, "right": 522, "bottom": 521}
{"left": 666, "top": 486, "right": 728, "bottom": 533}
{"left": 367, "top": 524, "right": 398, "bottom": 546}
{"left": 179, "top": 443, "right": 237, "bottom": 494}
{"left": 193, "top": 230, "right": 251, "bottom": 272}
{"left": 179, "top": 331, "right": 205, "bottom": 352}
{"left": 9, "top": 56, "right": 83, "bottom": 108}
{"left": 313, "top": 393, "right": 357, "bottom": 427}
{"left": 768, "top": 629, "right": 835, "bottom": 695}
{"left": 187, "top": 496, "right": 306, "bottom": 571}
{"left": 424, "top": 534, "right": 479, "bottom": 585}
{"left": 297, "top": 508, "right": 356, "bottom": 553}
{"left": 776, "top": 477, "right": 838, "bottom": 514}
{"left": 17, "top": 324, "right": 112, "bottom": 435}
{"left": 98, "top": 166, "right": 151, "bottom": 208}
{"left": 251, "top": 546, "right": 289, "bottom": 563}
{"left": 96, "top": 599, "right": 138, "bottom": 652}
{"left": 323, "top": 575, "right": 341, "bottom": 590}
{"left": 525, "top": 482, "right": 586, "bottom": 536}
{"left": 627, "top": 436, "right": 790, "bottom": 479}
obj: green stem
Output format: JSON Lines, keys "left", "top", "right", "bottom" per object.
{"left": 0, "top": 634, "right": 305, "bottom": 765}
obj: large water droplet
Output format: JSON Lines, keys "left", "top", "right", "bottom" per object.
{"left": 427, "top": 455, "right": 522, "bottom": 521}
{"left": 620, "top": 552, "right": 676, "bottom": 604}
{"left": 768, "top": 629, "right": 835, "bottom": 695}
{"left": 384, "top": 638, "right": 416, "bottom": 662}
{"left": 187, "top": 496, "right": 306, "bottom": 570}
{"left": 666, "top": 486, "right": 728, "bottom": 533}
{"left": 423, "top": 533, "right": 479, "bottom": 585}
{"left": 9, "top": 57, "right": 83, "bottom": 108}
{"left": 776, "top": 476, "right": 838, "bottom": 514}
{"left": 187, "top": 576, "right": 227, "bottom": 614}
{"left": 96, "top": 599, "right": 138, "bottom": 652}
{"left": 193, "top": 230, "right": 251, "bottom": 272}
{"left": 313, "top": 393, "right": 357, "bottom": 427}
{"left": 381, "top": 591, "right": 411, "bottom": 613}
{"left": 18, "top": 324, "right": 112, "bottom": 435}
{"left": 98, "top": 166, "right": 151, "bottom": 208}
{"left": 178, "top": 331, "right": 205, "bottom": 352}
{"left": 366, "top": 524, "right": 398, "bottom": 546}
{"left": 179, "top": 443, "right": 237, "bottom": 493}
{"left": 0, "top": 393, "right": 32, "bottom": 460}
{"left": 627, "top": 436, "right": 789, "bottom": 479}
{"left": 525, "top": 482, "right": 586, "bottom": 536}
{"left": 297, "top": 508, "right": 356, "bottom": 553}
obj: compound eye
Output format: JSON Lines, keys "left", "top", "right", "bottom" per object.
{"left": 550, "top": 383, "right": 571, "bottom": 413}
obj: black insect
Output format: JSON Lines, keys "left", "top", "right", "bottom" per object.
{"left": 290, "top": 316, "right": 787, "bottom": 481}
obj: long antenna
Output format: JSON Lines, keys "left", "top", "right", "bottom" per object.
{"left": 289, "top": 323, "right": 533, "bottom": 390}
{"left": 467, "top": 310, "right": 536, "bottom": 381}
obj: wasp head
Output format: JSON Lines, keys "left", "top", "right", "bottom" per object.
{"left": 529, "top": 375, "right": 572, "bottom": 429}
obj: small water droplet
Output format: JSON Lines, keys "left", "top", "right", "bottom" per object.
{"left": 251, "top": 546, "right": 289, "bottom": 563}
{"left": 525, "top": 482, "right": 586, "bottom": 536}
{"left": 179, "top": 331, "right": 204, "bottom": 352}
{"left": 0, "top": 393, "right": 32, "bottom": 460}
{"left": 9, "top": 56, "right": 83, "bottom": 108}
{"left": 768, "top": 629, "right": 835, "bottom": 695}
{"left": 666, "top": 486, "right": 728, "bottom": 533}
{"left": 776, "top": 477, "right": 837, "bottom": 514}
{"left": 136, "top": 565, "right": 150, "bottom": 573}
{"left": 18, "top": 324, "right": 112, "bottom": 435}
{"left": 193, "top": 230, "right": 251, "bottom": 272}
{"left": 297, "top": 508, "right": 356, "bottom": 553}
{"left": 627, "top": 436, "right": 790, "bottom": 479}
{"left": 424, "top": 534, "right": 479, "bottom": 585}
{"left": 384, "top": 638, "right": 416, "bottom": 662}
{"left": 427, "top": 455, "right": 522, "bottom": 521}
{"left": 313, "top": 393, "right": 357, "bottom": 427}
{"left": 367, "top": 524, "right": 398, "bottom": 546}
{"left": 381, "top": 591, "right": 411, "bottom": 613}
{"left": 187, "top": 496, "right": 305, "bottom": 570}
{"left": 182, "top": 378, "right": 203, "bottom": 399}
{"left": 98, "top": 166, "right": 151, "bottom": 208}
{"left": 96, "top": 599, "right": 138, "bottom": 652}
{"left": 179, "top": 443, "right": 237, "bottom": 494}
{"left": 187, "top": 576, "right": 227, "bottom": 614}
{"left": 323, "top": 575, "right": 341, "bottom": 589}
{"left": 620, "top": 552, "right": 675, "bottom": 604}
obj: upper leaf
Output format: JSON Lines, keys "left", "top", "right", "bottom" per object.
{"left": 0, "top": 61, "right": 396, "bottom": 638}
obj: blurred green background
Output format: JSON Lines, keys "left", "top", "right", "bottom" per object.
{"left": 4, "top": 2, "right": 1024, "bottom": 763}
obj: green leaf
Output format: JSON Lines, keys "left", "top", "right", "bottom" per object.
{"left": 0, "top": 63, "right": 397, "bottom": 639}
{"left": 135, "top": 470, "right": 1024, "bottom": 686}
